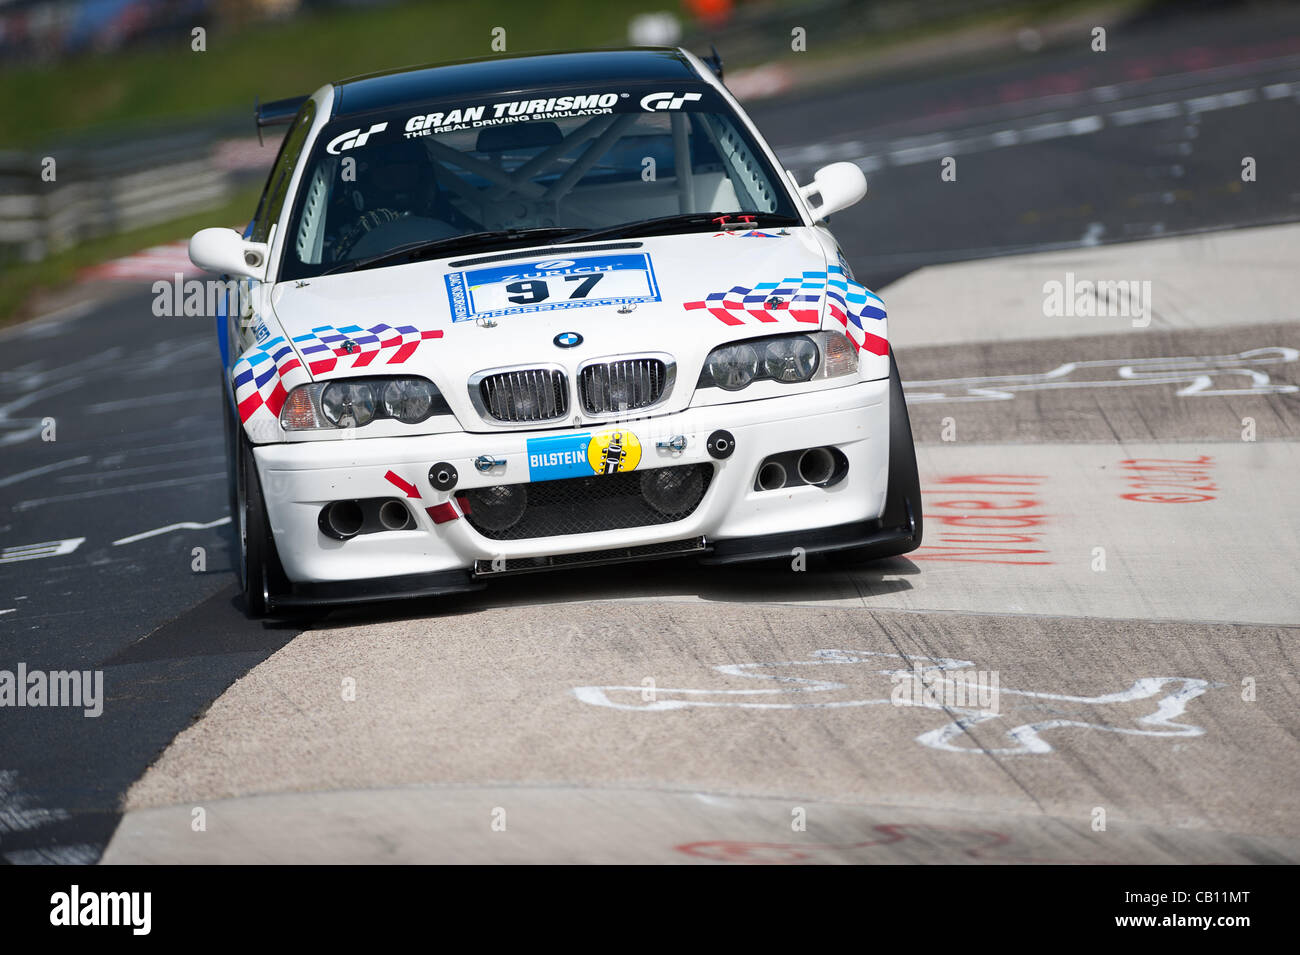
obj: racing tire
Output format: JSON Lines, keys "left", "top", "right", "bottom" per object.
{"left": 833, "top": 348, "right": 924, "bottom": 563}
{"left": 233, "top": 420, "right": 287, "bottom": 617}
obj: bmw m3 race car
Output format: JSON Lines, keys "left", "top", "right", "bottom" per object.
{"left": 190, "top": 47, "right": 923, "bottom": 615}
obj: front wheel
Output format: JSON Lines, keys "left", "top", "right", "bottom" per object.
{"left": 234, "top": 426, "right": 286, "bottom": 616}
{"left": 833, "top": 349, "right": 923, "bottom": 563}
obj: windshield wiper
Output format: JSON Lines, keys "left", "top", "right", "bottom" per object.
{"left": 565, "top": 211, "right": 801, "bottom": 243}
{"left": 321, "top": 227, "right": 583, "bottom": 275}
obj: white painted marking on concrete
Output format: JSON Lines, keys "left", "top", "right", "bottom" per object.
{"left": 1262, "top": 82, "right": 1295, "bottom": 100}
{"left": 113, "top": 516, "right": 231, "bottom": 546}
{"left": 0, "top": 456, "right": 91, "bottom": 489}
{"left": 692, "top": 793, "right": 734, "bottom": 807}
{"left": 574, "top": 649, "right": 1224, "bottom": 756}
{"left": 904, "top": 347, "right": 1300, "bottom": 403}
{"left": 0, "top": 538, "right": 85, "bottom": 564}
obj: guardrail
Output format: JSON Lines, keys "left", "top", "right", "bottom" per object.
{"left": 0, "top": 128, "right": 252, "bottom": 264}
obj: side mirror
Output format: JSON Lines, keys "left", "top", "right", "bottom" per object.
{"left": 189, "top": 227, "right": 269, "bottom": 280}
{"left": 798, "top": 162, "right": 867, "bottom": 221}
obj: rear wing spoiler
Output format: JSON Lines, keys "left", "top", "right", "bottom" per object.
{"left": 703, "top": 45, "right": 723, "bottom": 79}
{"left": 254, "top": 94, "right": 309, "bottom": 145}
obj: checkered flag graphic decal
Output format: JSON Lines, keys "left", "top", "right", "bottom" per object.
{"left": 293, "top": 322, "right": 443, "bottom": 375}
{"left": 232, "top": 336, "right": 308, "bottom": 424}
{"left": 683, "top": 265, "right": 888, "bottom": 356}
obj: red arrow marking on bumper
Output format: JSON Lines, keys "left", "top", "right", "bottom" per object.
{"left": 384, "top": 470, "right": 421, "bottom": 499}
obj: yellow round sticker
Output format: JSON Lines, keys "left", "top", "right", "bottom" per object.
{"left": 587, "top": 430, "right": 642, "bottom": 475}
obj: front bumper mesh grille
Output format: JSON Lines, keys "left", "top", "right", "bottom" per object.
{"left": 578, "top": 357, "right": 668, "bottom": 414}
{"left": 463, "top": 464, "right": 713, "bottom": 541}
{"left": 478, "top": 368, "right": 568, "bottom": 423}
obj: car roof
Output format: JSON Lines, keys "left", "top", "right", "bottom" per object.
{"left": 331, "top": 48, "right": 704, "bottom": 118}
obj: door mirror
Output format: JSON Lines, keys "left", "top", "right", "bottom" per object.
{"left": 189, "top": 227, "right": 269, "bottom": 280}
{"left": 798, "top": 162, "right": 868, "bottom": 221}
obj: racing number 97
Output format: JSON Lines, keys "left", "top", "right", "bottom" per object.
{"left": 505, "top": 273, "right": 603, "bottom": 304}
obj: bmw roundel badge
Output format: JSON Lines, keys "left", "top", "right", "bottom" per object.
{"left": 554, "top": 331, "right": 583, "bottom": 348}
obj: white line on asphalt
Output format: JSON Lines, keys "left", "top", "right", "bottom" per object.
{"left": 1186, "top": 88, "right": 1258, "bottom": 113}
{"left": 0, "top": 423, "right": 43, "bottom": 447}
{"left": 113, "top": 516, "right": 231, "bottom": 546}
{"left": 0, "top": 456, "right": 91, "bottom": 488}
{"left": 889, "top": 140, "right": 958, "bottom": 165}
{"left": 0, "top": 538, "right": 86, "bottom": 564}
{"left": 15, "top": 473, "right": 224, "bottom": 511}
{"left": 0, "top": 300, "right": 96, "bottom": 343}
{"left": 0, "top": 609, "right": 15, "bottom": 617}
{"left": 0, "top": 376, "right": 93, "bottom": 419}
{"left": 0, "top": 770, "right": 71, "bottom": 833}
{"left": 87, "top": 387, "right": 216, "bottom": 414}
{"left": 1109, "top": 101, "right": 1183, "bottom": 125}
{"left": 57, "top": 454, "right": 226, "bottom": 484}
{"left": 108, "top": 436, "right": 223, "bottom": 459}
{"left": 1020, "top": 115, "right": 1104, "bottom": 142}
{"left": 3, "top": 845, "right": 102, "bottom": 865}
{"left": 780, "top": 71, "right": 1299, "bottom": 171}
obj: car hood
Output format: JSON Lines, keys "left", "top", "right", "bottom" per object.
{"left": 269, "top": 229, "right": 837, "bottom": 424}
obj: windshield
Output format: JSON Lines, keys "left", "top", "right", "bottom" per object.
{"left": 278, "top": 84, "right": 800, "bottom": 280}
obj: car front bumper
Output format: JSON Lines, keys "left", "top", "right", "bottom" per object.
{"left": 254, "top": 377, "right": 892, "bottom": 591}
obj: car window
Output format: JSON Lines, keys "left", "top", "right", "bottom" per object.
{"left": 251, "top": 100, "right": 316, "bottom": 245}
{"left": 277, "top": 86, "right": 796, "bottom": 280}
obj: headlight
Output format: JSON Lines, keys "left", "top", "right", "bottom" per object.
{"left": 697, "top": 332, "right": 855, "bottom": 392}
{"left": 321, "top": 381, "right": 377, "bottom": 428}
{"left": 705, "top": 342, "right": 761, "bottom": 391}
{"left": 763, "top": 336, "right": 819, "bottom": 382}
{"left": 279, "top": 377, "right": 448, "bottom": 431}
{"left": 382, "top": 378, "right": 436, "bottom": 423}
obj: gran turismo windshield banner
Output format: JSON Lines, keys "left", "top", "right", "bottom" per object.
{"left": 321, "top": 84, "right": 726, "bottom": 153}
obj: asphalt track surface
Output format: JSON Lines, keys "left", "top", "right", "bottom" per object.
{"left": 2, "top": 5, "right": 1298, "bottom": 864}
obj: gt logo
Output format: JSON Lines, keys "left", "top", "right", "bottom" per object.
{"left": 325, "top": 122, "right": 388, "bottom": 154}
{"left": 639, "top": 91, "right": 703, "bottom": 112}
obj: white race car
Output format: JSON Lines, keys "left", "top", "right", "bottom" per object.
{"left": 190, "top": 47, "right": 923, "bottom": 615}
